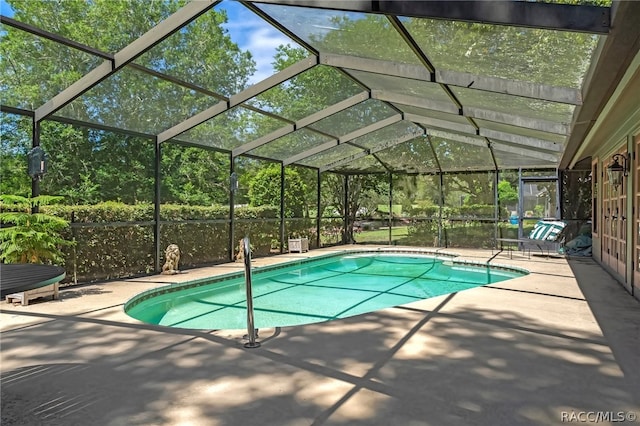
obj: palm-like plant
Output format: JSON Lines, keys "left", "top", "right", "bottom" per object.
{"left": 0, "top": 194, "right": 72, "bottom": 264}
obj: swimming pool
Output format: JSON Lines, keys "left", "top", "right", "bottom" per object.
{"left": 125, "top": 251, "right": 527, "bottom": 330}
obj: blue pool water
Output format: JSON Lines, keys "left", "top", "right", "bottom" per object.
{"left": 125, "top": 252, "right": 526, "bottom": 330}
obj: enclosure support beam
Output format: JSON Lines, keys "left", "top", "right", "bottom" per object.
{"left": 424, "top": 132, "right": 443, "bottom": 174}
{"left": 280, "top": 163, "right": 286, "bottom": 254}
{"left": 316, "top": 169, "right": 321, "bottom": 249}
{"left": 159, "top": 102, "right": 230, "bottom": 144}
{"left": 439, "top": 173, "right": 444, "bottom": 247}
{"left": 480, "top": 129, "right": 563, "bottom": 152}
{"left": 154, "top": 138, "right": 162, "bottom": 273}
{"left": 0, "top": 16, "right": 113, "bottom": 59}
{"left": 158, "top": 56, "right": 316, "bottom": 143}
{"left": 374, "top": 90, "right": 569, "bottom": 135}
{"left": 340, "top": 115, "right": 402, "bottom": 143}
{"left": 517, "top": 168, "right": 524, "bottom": 239}
{"left": 229, "top": 155, "right": 236, "bottom": 262}
{"left": 490, "top": 142, "right": 559, "bottom": 163}
{"left": 388, "top": 172, "right": 393, "bottom": 245}
{"left": 284, "top": 115, "right": 402, "bottom": 167}
{"left": 283, "top": 140, "right": 338, "bottom": 166}
{"left": 344, "top": 175, "right": 349, "bottom": 244}
{"left": 233, "top": 125, "right": 294, "bottom": 157}
{"left": 319, "top": 128, "right": 423, "bottom": 172}
{"left": 466, "top": 106, "right": 569, "bottom": 136}
{"left": 231, "top": 91, "right": 369, "bottom": 157}
{"left": 427, "top": 128, "right": 486, "bottom": 148}
{"left": 372, "top": 91, "right": 459, "bottom": 115}
{"left": 494, "top": 170, "right": 500, "bottom": 247}
{"left": 30, "top": 119, "right": 40, "bottom": 213}
{"left": 405, "top": 113, "right": 477, "bottom": 135}
{"left": 487, "top": 140, "right": 499, "bottom": 171}
{"left": 231, "top": 57, "right": 318, "bottom": 108}
{"left": 249, "top": 1, "right": 610, "bottom": 33}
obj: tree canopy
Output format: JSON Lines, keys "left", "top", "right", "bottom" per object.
{"left": 248, "top": 164, "right": 308, "bottom": 218}
{"left": 1, "top": 0, "right": 259, "bottom": 206}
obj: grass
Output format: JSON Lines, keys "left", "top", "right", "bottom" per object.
{"left": 355, "top": 226, "right": 409, "bottom": 243}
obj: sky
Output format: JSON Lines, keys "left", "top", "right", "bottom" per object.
{"left": 0, "top": 0, "right": 12, "bottom": 16}
{"left": 220, "top": 0, "right": 297, "bottom": 84}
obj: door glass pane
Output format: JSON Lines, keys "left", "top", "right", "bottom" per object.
{"left": 522, "top": 181, "right": 558, "bottom": 220}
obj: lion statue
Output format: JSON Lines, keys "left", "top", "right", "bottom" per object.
{"left": 161, "top": 244, "right": 181, "bottom": 275}
{"left": 235, "top": 239, "right": 245, "bottom": 262}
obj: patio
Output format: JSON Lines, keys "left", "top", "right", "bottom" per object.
{"left": 1, "top": 247, "right": 638, "bottom": 426}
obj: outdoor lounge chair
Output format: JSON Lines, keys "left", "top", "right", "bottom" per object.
{"left": 496, "top": 220, "right": 566, "bottom": 258}
{"left": 519, "top": 220, "right": 567, "bottom": 256}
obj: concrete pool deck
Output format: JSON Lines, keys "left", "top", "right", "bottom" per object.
{"left": 1, "top": 246, "right": 639, "bottom": 425}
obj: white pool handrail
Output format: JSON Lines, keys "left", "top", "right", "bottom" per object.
{"left": 243, "top": 236, "right": 260, "bottom": 348}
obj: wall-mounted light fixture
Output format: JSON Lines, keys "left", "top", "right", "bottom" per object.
{"left": 230, "top": 172, "right": 239, "bottom": 194}
{"left": 607, "top": 153, "right": 629, "bottom": 191}
{"left": 27, "top": 146, "right": 48, "bottom": 180}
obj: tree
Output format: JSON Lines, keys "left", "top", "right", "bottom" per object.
{"left": 0, "top": 113, "right": 32, "bottom": 197}
{"left": 393, "top": 174, "right": 441, "bottom": 214}
{"left": 0, "top": 195, "right": 72, "bottom": 264}
{"left": 161, "top": 143, "right": 230, "bottom": 206}
{"left": 321, "top": 172, "right": 388, "bottom": 242}
{"left": 1, "top": 1, "right": 259, "bottom": 206}
{"left": 248, "top": 164, "right": 308, "bottom": 218}
{"left": 253, "top": 45, "right": 363, "bottom": 122}
{"left": 498, "top": 180, "right": 519, "bottom": 205}
{"left": 404, "top": 15, "right": 599, "bottom": 89}
{"left": 562, "top": 170, "right": 591, "bottom": 220}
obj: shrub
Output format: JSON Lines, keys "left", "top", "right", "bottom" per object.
{"left": 34, "top": 202, "right": 283, "bottom": 282}
{"left": 0, "top": 194, "right": 73, "bottom": 264}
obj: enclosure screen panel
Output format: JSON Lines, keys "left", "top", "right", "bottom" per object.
{"left": 404, "top": 17, "right": 600, "bottom": 89}
{"left": 452, "top": 86, "right": 575, "bottom": 124}
{"left": 256, "top": 4, "right": 423, "bottom": 65}
{"left": 1, "top": 28, "right": 104, "bottom": 110}
{"left": 376, "top": 138, "right": 438, "bottom": 174}
{"left": 4, "top": 1, "right": 178, "bottom": 53}
{"left": 431, "top": 136, "right": 494, "bottom": 171}
{"left": 249, "top": 128, "right": 334, "bottom": 161}
{"left": 248, "top": 66, "right": 364, "bottom": 121}
{"left": 178, "top": 106, "right": 287, "bottom": 150}
{"left": 308, "top": 99, "right": 398, "bottom": 137}
{"left": 56, "top": 66, "right": 221, "bottom": 135}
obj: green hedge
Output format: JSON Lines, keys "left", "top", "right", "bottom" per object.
{"left": 406, "top": 220, "right": 508, "bottom": 248}
{"left": 445, "top": 222, "right": 496, "bottom": 248}
{"left": 457, "top": 204, "right": 496, "bottom": 218}
{"left": 406, "top": 204, "right": 498, "bottom": 219}
{"left": 40, "top": 202, "right": 279, "bottom": 222}
{"left": 1, "top": 201, "right": 530, "bottom": 283}
{"left": 66, "top": 224, "right": 155, "bottom": 282}
{"left": 44, "top": 202, "right": 154, "bottom": 222}
{"left": 4, "top": 202, "right": 280, "bottom": 283}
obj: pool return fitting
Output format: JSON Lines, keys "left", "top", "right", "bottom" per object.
{"left": 242, "top": 236, "right": 261, "bottom": 348}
